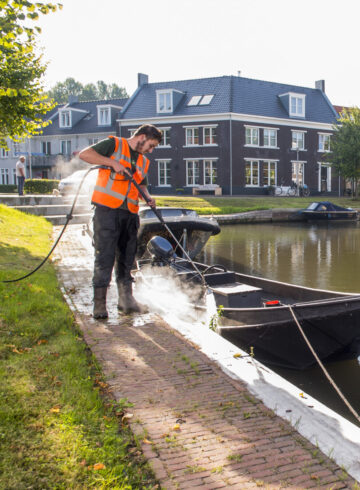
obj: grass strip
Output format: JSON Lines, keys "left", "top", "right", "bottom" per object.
{"left": 154, "top": 195, "right": 359, "bottom": 215}
{"left": 0, "top": 204, "right": 158, "bottom": 489}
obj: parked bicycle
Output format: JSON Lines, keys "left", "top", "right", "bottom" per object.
{"left": 299, "top": 184, "right": 310, "bottom": 197}
{"left": 269, "top": 183, "right": 296, "bottom": 196}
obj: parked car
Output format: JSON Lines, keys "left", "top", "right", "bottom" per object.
{"left": 58, "top": 169, "right": 97, "bottom": 195}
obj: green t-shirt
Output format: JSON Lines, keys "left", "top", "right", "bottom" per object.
{"left": 91, "top": 137, "right": 148, "bottom": 209}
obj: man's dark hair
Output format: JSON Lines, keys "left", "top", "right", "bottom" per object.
{"left": 134, "top": 124, "right": 162, "bottom": 143}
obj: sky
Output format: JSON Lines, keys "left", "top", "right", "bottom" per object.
{"left": 35, "top": 0, "right": 360, "bottom": 107}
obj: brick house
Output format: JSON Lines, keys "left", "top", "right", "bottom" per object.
{"left": 118, "top": 74, "right": 339, "bottom": 196}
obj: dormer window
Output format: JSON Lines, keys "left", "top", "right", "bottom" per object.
{"left": 157, "top": 90, "right": 172, "bottom": 113}
{"left": 59, "top": 110, "right": 71, "bottom": 128}
{"left": 289, "top": 94, "right": 305, "bottom": 117}
{"left": 97, "top": 106, "right": 111, "bottom": 126}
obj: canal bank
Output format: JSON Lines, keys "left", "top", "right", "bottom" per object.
{"left": 53, "top": 224, "right": 360, "bottom": 488}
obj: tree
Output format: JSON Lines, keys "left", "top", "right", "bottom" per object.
{"left": 47, "top": 78, "right": 129, "bottom": 103}
{"left": 329, "top": 107, "right": 360, "bottom": 198}
{"left": 0, "top": 0, "right": 62, "bottom": 148}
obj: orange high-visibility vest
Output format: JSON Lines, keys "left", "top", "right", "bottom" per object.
{"left": 91, "top": 136, "right": 150, "bottom": 213}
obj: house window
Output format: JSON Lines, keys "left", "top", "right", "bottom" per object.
{"left": 1, "top": 168, "right": 9, "bottom": 184}
{"left": 318, "top": 133, "right": 331, "bottom": 152}
{"left": 292, "top": 131, "right": 305, "bottom": 150}
{"left": 263, "top": 161, "right": 277, "bottom": 186}
{"left": 245, "top": 127, "right": 259, "bottom": 146}
{"left": 185, "top": 127, "right": 199, "bottom": 146}
{"left": 158, "top": 128, "right": 171, "bottom": 147}
{"left": 245, "top": 160, "right": 259, "bottom": 186}
{"left": 12, "top": 168, "right": 17, "bottom": 184}
{"left": 263, "top": 129, "right": 277, "bottom": 148}
{"left": 98, "top": 107, "right": 111, "bottom": 126}
{"left": 41, "top": 141, "right": 51, "bottom": 154}
{"left": 60, "top": 140, "right": 71, "bottom": 155}
{"left": 200, "top": 94, "right": 214, "bottom": 105}
{"left": 292, "top": 162, "right": 304, "bottom": 186}
{"left": 157, "top": 160, "right": 171, "bottom": 186}
{"left": 59, "top": 110, "right": 71, "bottom": 128}
{"left": 290, "top": 94, "right": 305, "bottom": 117}
{"left": 0, "top": 148, "right": 9, "bottom": 158}
{"left": 13, "top": 142, "right": 21, "bottom": 156}
{"left": 88, "top": 138, "right": 99, "bottom": 146}
{"left": 188, "top": 95, "right": 202, "bottom": 106}
{"left": 157, "top": 90, "right": 172, "bottom": 113}
{"left": 204, "top": 160, "right": 217, "bottom": 185}
{"left": 186, "top": 160, "right": 200, "bottom": 186}
{"left": 203, "top": 126, "right": 217, "bottom": 145}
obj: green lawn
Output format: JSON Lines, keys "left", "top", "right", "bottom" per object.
{"left": 0, "top": 205, "right": 158, "bottom": 489}
{"left": 154, "top": 195, "right": 359, "bottom": 215}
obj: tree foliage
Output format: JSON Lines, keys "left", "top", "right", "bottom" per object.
{"left": 47, "top": 78, "right": 129, "bottom": 104}
{"left": 329, "top": 107, "right": 360, "bottom": 197}
{"left": 0, "top": 0, "right": 62, "bottom": 148}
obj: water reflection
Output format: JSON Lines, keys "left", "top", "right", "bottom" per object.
{"left": 199, "top": 221, "right": 360, "bottom": 426}
{"left": 199, "top": 221, "right": 360, "bottom": 293}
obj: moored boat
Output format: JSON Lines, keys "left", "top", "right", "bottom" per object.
{"left": 298, "top": 201, "right": 358, "bottom": 221}
{"left": 135, "top": 236, "right": 360, "bottom": 371}
{"left": 136, "top": 207, "right": 220, "bottom": 259}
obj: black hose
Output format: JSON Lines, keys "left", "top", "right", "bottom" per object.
{"left": 1, "top": 166, "right": 100, "bottom": 283}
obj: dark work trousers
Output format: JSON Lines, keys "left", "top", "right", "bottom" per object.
{"left": 17, "top": 176, "right": 25, "bottom": 196}
{"left": 92, "top": 205, "right": 139, "bottom": 288}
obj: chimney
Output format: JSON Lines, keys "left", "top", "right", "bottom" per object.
{"left": 138, "top": 73, "right": 149, "bottom": 87}
{"left": 315, "top": 80, "right": 325, "bottom": 92}
{"left": 68, "top": 94, "right": 78, "bottom": 104}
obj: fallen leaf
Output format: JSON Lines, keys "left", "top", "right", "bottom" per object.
{"left": 233, "top": 353, "right": 242, "bottom": 358}
{"left": 37, "top": 356, "right": 44, "bottom": 361}
{"left": 37, "top": 339, "right": 48, "bottom": 345}
{"left": 122, "top": 413, "right": 134, "bottom": 423}
{"left": 299, "top": 392, "right": 307, "bottom": 399}
{"left": 143, "top": 438, "right": 153, "bottom": 444}
{"left": 93, "top": 463, "right": 106, "bottom": 470}
{"left": 172, "top": 424, "right": 181, "bottom": 431}
{"left": 50, "top": 406, "right": 61, "bottom": 413}
{"left": 12, "top": 348, "right": 23, "bottom": 354}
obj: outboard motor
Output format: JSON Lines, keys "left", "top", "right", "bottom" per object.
{"left": 147, "top": 236, "right": 176, "bottom": 264}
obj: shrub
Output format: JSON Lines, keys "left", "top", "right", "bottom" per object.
{"left": 0, "top": 184, "right": 17, "bottom": 193}
{"left": 24, "top": 179, "right": 60, "bottom": 194}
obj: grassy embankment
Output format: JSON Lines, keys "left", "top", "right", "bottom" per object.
{"left": 0, "top": 204, "right": 158, "bottom": 489}
{"left": 154, "top": 195, "right": 359, "bottom": 215}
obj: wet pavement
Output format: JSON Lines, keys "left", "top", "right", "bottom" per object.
{"left": 52, "top": 225, "right": 359, "bottom": 489}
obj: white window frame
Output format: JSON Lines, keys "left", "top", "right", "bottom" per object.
{"left": 59, "top": 109, "right": 71, "bottom": 128}
{"left": 1, "top": 168, "right": 9, "bottom": 184}
{"left": 318, "top": 162, "right": 332, "bottom": 192}
{"left": 185, "top": 127, "right": 199, "bottom": 146}
{"left": 188, "top": 95, "right": 202, "bottom": 106}
{"left": 41, "top": 141, "right": 51, "bottom": 155}
{"left": 60, "top": 140, "right": 71, "bottom": 155}
{"left": 13, "top": 142, "right": 21, "bottom": 156}
{"left": 186, "top": 160, "right": 200, "bottom": 186}
{"left": 291, "top": 161, "right": 305, "bottom": 187}
{"left": 245, "top": 159, "right": 260, "bottom": 187}
{"left": 263, "top": 160, "right": 277, "bottom": 186}
{"left": 157, "top": 128, "right": 171, "bottom": 148}
{"left": 263, "top": 128, "right": 277, "bottom": 148}
{"left": 204, "top": 159, "right": 218, "bottom": 185}
{"left": 97, "top": 106, "right": 111, "bottom": 126}
{"left": 157, "top": 159, "right": 171, "bottom": 187}
{"left": 0, "top": 148, "right": 9, "bottom": 158}
{"left": 203, "top": 126, "right": 217, "bottom": 146}
{"left": 245, "top": 126, "right": 260, "bottom": 146}
{"left": 291, "top": 131, "right": 306, "bottom": 150}
{"left": 88, "top": 138, "right": 99, "bottom": 146}
{"left": 318, "top": 133, "right": 331, "bottom": 152}
{"left": 156, "top": 90, "right": 172, "bottom": 113}
{"left": 200, "top": 94, "right": 214, "bottom": 105}
{"left": 289, "top": 93, "right": 306, "bottom": 117}
{"left": 12, "top": 168, "right": 17, "bottom": 185}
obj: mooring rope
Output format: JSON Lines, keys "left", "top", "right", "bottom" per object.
{"left": 288, "top": 304, "right": 360, "bottom": 424}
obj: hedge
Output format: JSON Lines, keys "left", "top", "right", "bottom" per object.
{"left": 0, "top": 185, "right": 17, "bottom": 193}
{"left": 24, "top": 179, "right": 60, "bottom": 194}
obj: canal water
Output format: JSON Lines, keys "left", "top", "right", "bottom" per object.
{"left": 198, "top": 221, "right": 360, "bottom": 427}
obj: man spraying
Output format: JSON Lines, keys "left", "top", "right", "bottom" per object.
{"left": 79, "top": 124, "right": 162, "bottom": 319}
{"left": 15, "top": 155, "right": 26, "bottom": 196}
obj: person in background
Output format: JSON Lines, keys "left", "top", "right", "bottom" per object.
{"left": 79, "top": 124, "right": 162, "bottom": 319}
{"left": 15, "top": 155, "right": 26, "bottom": 196}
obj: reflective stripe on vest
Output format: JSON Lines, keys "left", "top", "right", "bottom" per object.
{"left": 91, "top": 137, "right": 149, "bottom": 211}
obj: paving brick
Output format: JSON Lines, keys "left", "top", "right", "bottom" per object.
{"left": 53, "top": 226, "right": 359, "bottom": 490}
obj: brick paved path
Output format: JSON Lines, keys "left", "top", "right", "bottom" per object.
{"left": 53, "top": 226, "right": 357, "bottom": 489}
